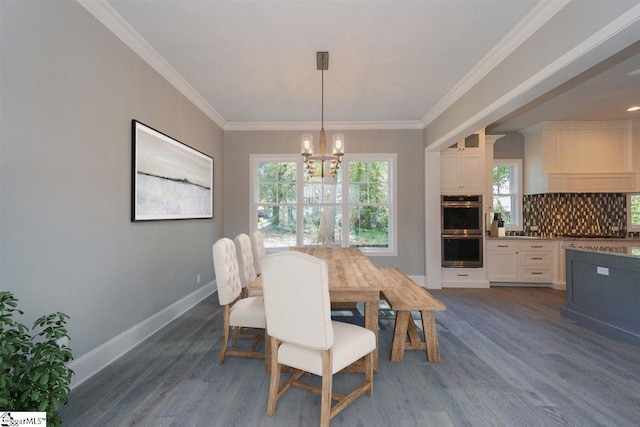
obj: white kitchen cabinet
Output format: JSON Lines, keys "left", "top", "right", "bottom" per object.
{"left": 487, "top": 240, "right": 556, "bottom": 283}
{"left": 486, "top": 241, "right": 519, "bottom": 281}
{"left": 441, "top": 267, "right": 489, "bottom": 288}
{"left": 444, "top": 133, "right": 483, "bottom": 153}
{"left": 519, "top": 241, "right": 555, "bottom": 282}
{"left": 441, "top": 130, "right": 486, "bottom": 195}
{"left": 441, "top": 152, "right": 484, "bottom": 194}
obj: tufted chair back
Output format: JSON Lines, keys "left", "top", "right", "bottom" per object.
{"left": 250, "top": 230, "right": 266, "bottom": 275}
{"left": 262, "top": 251, "right": 333, "bottom": 350}
{"left": 212, "top": 238, "right": 242, "bottom": 306}
{"left": 234, "top": 233, "right": 257, "bottom": 288}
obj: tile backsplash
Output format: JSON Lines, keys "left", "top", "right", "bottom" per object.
{"left": 520, "top": 193, "right": 627, "bottom": 237}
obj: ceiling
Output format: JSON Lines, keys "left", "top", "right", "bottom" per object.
{"left": 88, "top": 1, "right": 639, "bottom": 132}
{"left": 490, "top": 41, "right": 640, "bottom": 133}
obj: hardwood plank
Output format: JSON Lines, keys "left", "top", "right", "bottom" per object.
{"left": 60, "top": 288, "right": 640, "bottom": 426}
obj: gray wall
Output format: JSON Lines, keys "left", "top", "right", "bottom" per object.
{"left": 223, "top": 129, "right": 425, "bottom": 275}
{"left": 493, "top": 132, "right": 524, "bottom": 160}
{"left": 423, "top": 0, "right": 640, "bottom": 150}
{"left": 0, "top": 1, "right": 223, "bottom": 358}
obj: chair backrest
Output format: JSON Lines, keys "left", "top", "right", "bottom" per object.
{"left": 261, "top": 251, "right": 333, "bottom": 350}
{"left": 250, "top": 230, "right": 266, "bottom": 275}
{"left": 234, "top": 233, "right": 257, "bottom": 288}
{"left": 212, "top": 238, "right": 242, "bottom": 306}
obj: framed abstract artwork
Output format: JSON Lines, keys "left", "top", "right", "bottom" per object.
{"left": 132, "top": 120, "right": 213, "bottom": 221}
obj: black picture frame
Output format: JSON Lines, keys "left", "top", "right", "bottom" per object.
{"left": 131, "top": 120, "right": 213, "bottom": 221}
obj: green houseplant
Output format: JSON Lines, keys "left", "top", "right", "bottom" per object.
{"left": 0, "top": 291, "right": 74, "bottom": 427}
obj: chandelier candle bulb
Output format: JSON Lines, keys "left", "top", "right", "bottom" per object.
{"left": 333, "top": 134, "right": 344, "bottom": 155}
{"left": 301, "top": 134, "right": 314, "bottom": 155}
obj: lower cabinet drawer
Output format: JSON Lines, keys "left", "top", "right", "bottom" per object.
{"left": 520, "top": 268, "right": 552, "bottom": 282}
{"left": 441, "top": 268, "right": 486, "bottom": 282}
{"left": 521, "top": 252, "right": 552, "bottom": 266}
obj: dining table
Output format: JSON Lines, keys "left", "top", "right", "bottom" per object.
{"left": 249, "top": 247, "right": 384, "bottom": 373}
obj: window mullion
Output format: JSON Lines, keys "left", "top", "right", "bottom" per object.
{"left": 296, "top": 157, "right": 304, "bottom": 246}
{"left": 341, "top": 165, "right": 348, "bottom": 247}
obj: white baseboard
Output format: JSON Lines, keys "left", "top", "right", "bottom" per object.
{"left": 68, "top": 281, "right": 216, "bottom": 389}
{"left": 407, "top": 275, "right": 425, "bottom": 286}
{"left": 441, "top": 280, "right": 490, "bottom": 288}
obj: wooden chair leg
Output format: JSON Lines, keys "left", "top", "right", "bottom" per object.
{"left": 365, "top": 351, "right": 373, "bottom": 396}
{"left": 421, "top": 310, "right": 441, "bottom": 362}
{"left": 320, "top": 349, "right": 333, "bottom": 427}
{"left": 267, "top": 337, "right": 281, "bottom": 416}
{"left": 218, "top": 305, "right": 230, "bottom": 365}
{"left": 231, "top": 326, "right": 240, "bottom": 346}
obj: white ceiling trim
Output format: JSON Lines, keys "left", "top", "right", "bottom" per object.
{"left": 225, "top": 120, "right": 424, "bottom": 131}
{"left": 426, "top": 3, "right": 640, "bottom": 152}
{"left": 77, "top": 0, "right": 227, "bottom": 129}
{"left": 419, "top": 0, "right": 571, "bottom": 128}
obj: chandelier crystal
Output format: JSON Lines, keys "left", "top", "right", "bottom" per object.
{"left": 301, "top": 52, "right": 344, "bottom": 178}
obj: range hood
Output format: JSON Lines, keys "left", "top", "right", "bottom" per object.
{"left": 522, "top": 120, "right": 640, "bottom": 194}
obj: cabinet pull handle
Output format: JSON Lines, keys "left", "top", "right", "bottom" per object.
{"left": 531, "top": 245, "right": 543, "bottom": 248}
{"left": 531, "top": 272, "right": 543, "bottom": 275}
{"left": 497, "top": 245, "right": 509, "bottom": 248}
{"left": 457, "top": 274, "right": 469, "bottom": 277}
{"left": 532, "top": 257, "right": 543, "bottom": 260}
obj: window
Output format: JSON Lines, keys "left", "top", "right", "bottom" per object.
{"left": 627, "top": 194, "right": 640, "bottom": 231}
{"left": 251, "top": 154, "right": 396, "bottom": 255}
{"left": 303, "top": 171, "right": 343, "bottom": 246}
{"left": 255, "top": 158, "right": 298, "bottom": 247}
{"left": 347, "top": 160, "right": 390, "bottom": 249}
{"left": 492, "top": 160, "right": 522, "bottom": 229}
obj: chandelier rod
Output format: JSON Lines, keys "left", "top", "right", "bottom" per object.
{"left": 321, "top": 67, "right": 324, "bottom": 129}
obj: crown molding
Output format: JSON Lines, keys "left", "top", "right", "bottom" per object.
{"left": 428, "top": 3, "right": 640, "bottom": 151}
{"left": 77, "top": 0, "right": 227, "bottom": 129}
{"left": 224, "top": 120, "right": 424, "bottom": 131}
{"left": 420, "top": 0, "right": 571, "bottom": 128}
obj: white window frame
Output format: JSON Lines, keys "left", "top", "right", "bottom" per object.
{"left": 250, "top": 153, "right": 397, "bottom": 256}
{"left": 250, "top": 154, "right": 300, "bottom": 251}
{"left": 627, "top": 194, "right": 640, "bottom": 232}
{"left": 492, "top": 159, "right": 523, "bottom": 231}
{"left": 343, "top": 154, "right": 397, "bottom": 256}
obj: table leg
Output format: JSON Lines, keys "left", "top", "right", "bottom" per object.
{"left": 421, "top": 310, "right": 441, "bottom": 363}
{"left": 364, "top": 299, "right": 379, "bottom": 372}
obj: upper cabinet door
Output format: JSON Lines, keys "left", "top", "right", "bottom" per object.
{"left": 441, "top": 153, "right": 484, "bottom": 194}
{"left": 441, "top": 129, "right": 486, "bottom": 194}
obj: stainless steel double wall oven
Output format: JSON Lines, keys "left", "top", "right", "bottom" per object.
{"left": 441, "top": 195, "right": 483, "bottom": 267}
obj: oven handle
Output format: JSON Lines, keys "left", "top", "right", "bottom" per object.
{"left": 441, "top": 234, "right": 483, "bottom": 238}
{"left": 441, "top": 202, "right": 483, "bottom": 207}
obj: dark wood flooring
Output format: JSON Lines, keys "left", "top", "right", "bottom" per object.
{"left": 60, "top": 287, "right": 640, "bottom": 426}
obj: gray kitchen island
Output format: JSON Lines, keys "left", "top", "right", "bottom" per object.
{"left": 563, "top": 246, "right": 640, "bottom": 346}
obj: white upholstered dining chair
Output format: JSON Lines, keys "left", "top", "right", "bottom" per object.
{"left": 250, "top": 230, "right": 266, "bottom": 276}
{"left": 234, "top": 233, "right": 262, "bottom": 298}
{"left": 261, "top": 251, "right": 375, "bottom": 427}
{"left": 212, "top": 237, "right": 265, "bottom": 364}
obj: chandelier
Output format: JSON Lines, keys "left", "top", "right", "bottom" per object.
{"left": 301, "top": 52, "right": 344, "bottom": 178}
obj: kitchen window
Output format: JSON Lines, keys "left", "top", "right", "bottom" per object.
{"left": 627, "top": 194, "right": 640, "bottom": 231}
{"left": 251, "top": 154, "right": 396, "bottom": 255}
{"left": 492, "top": 160, "right": 522, "bottom": 230}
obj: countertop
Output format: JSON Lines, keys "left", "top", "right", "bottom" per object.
{"left": 564, "top": 245, "right": 640, "bottom": 259}
{"left": 485, "top": 235, "right": 633, "bottom": 241}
